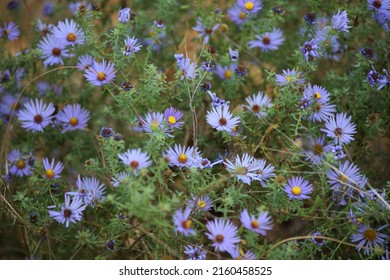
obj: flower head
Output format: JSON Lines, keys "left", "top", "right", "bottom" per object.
{"left": 141, "top": 112, "right": 172, "bottom": 137}
{"left": 283, "top": 176, "right": 313, "bottom": 200}
{"left": 214, "top": 64, "right": 236, "bottom": 80}
{"left": 123, "top": 36, "right": 142, "bottom": 55}
{"left": 304, "top": 13, "right": 317, "bottom": 25}
{"left": 206, "top": 105, "right": 240, "bottom": 133}
{"left": 37, "top": 35, "right": 70, "bottom": 67}
{"left": 248, "top": 28, "right": 284, "bottom": 52}
{"left": 165, "top": 144, "right": 200, "bottom": 168}
{"left": 237, "top": 0, "right": 263, "bottom": 15}
{"left": 228, "top": 246, "right": 256, "bottom": 260}
{"left": 229, "top": 47, "right": 239, "bottom": 61}
{"left": 378, "top": 69, "right": 390, "bottom": 90}
{"left": 301, "top": 39, "right": 320, "bottom": 62}
{"left": 164, "top": 107, "right": 184, "bottom": 129}
{"left": 0, "top": 21, "right": 20, "bottom": 41}
{"left": 178, "top": 57, "right": 197, "bottom": 80}
{"left": 111, "top": 171, "right": 130, "bottom": 187}
{"left": 367, "top": 69, "right": 383, "bottom": 87}
{"left": 188, "top": 195, "right": 213, "bottom": 212}
{"left": 351, "top": 225, "right": 389, "bottom": 255}
{"left": 18, "top": 99, "right": 55, "bottom": 132}
{"left": 36, "top": 19, "right": 54, "bottom": 36}
{"left": 207, "top": 91, "right": 230, "bottom": 108}
{"left": 0, "top": 93, "right": 23, "bottom": 122}
{"left": 56, "top": 104, "right": 90, "bottom": 133}
{"left": 118, "top": 7, "right": 131, "bottom": 23}
{"left": 331, "top": 10, "right": 351, "bottom": 32}
{"left": 240, "top": 209, "right": 273, "bottom": 235}
{"left": 228, "top": 5, "right": 248, "bottom": 26}
{"left": 53, "top": 18, "right": 85, "bottom": 46}
{"left": 84, "top": 60, "right": 117, "bottom": 86}
{"left": 118, "top": 149, "right": 152, "bottom": 174}
{"left": 67, "top": 175, "right": 106, "bottom": 207}
{"left": 76, "top": 54, "right": 95, "bottom": 70}
{"left": 48, "top": 195, "right": 87, "bottom": 227}
{"left": 192, "top": 17, "right": 219, "bottom": 44}
{"left": 243, "top": 92, "right": 272, "bottom": 119}
{"left": 43, "top": 158, "right": 64, "bottom": 180}
{"left": 184, "top": 245, "right": 207, "bottom": 260}
{"left": 304, "top": 135, "right": 331, "bottom": 164}
{"left": 205, "top": 219, "right": 240, "bottom": 252}
{"left": 100, "top": 127, "right": 115, "bottom": 138}
{"left": 7, "top": 149, "right": 33, "bottom": 177}
{"left": 321, "top": 113, "right": 357, "bottom": 144}
{"left": 173, "top": 207, "right": 195, "bottom": 236}
{"left": 311, "top": 232, "right": 327, "bottom": 246}
{"left": 275, "top": 68, "right": 305, "bottom": 86}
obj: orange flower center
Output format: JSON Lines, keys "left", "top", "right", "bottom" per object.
{"left": 97, "top": 72, "right": 106, "bottom": 81}
{"left": 45, "top": 169, "right": 55, "bottom": 179}
{"left": 69, "top": 117, "right": 79, "bottom": 126}
{"left": 66, "top": 33, "right": 77, "bottom": 42}
{"left": 178, "top": 154, "right": 187, "bottom": 163}
{"left": 16, "top": 159, "right": 26, "bottom": 169}
{"left": 244, "top": 2, "right": 255, "bottom": 11}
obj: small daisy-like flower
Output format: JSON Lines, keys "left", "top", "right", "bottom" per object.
{"left": 141, "top": 112, "right": 170, "bottom": 136}
{"left": 53, "top": 18, "right": 85, "bottom": 46}
{"left": 7, "top": 149, "right": 33, "bottom": 177}
{"left": 56, "top": 104, "right": 90, "bottom": 133}
{"left": 368, "top": 0, "right": 390, "bottom": 18}
{"left": 206, "top": 219, "right": 240, "bottom": 252}
{"left": 304, "top": 135, "right": 331, "bottom": 164}
{"left": 0, "top": 93, "right": 23, "bottom": 122}
{"left": 360, "top": 48, "right": 376, "bottom": 60}
{"left": 43, "top": 158, "right": 64, "bottom": 180}
{"left": 76, "top": 54, "right": 95, "bottom": 70}
{"left": 84, "top": 60, "right": 117, "bottom": 86}
{"left": 188, "top": 195, "right": 213, "bottom": 211}
{"left": 184, "top": 245, "right": 207, "bottom": 260}
{"left": 351, "top": 225, "right": 389, "bottom": 255}
{"left": 68, "top": 175, "right": 106, "bottom": 207}
{"left": 123, "top": 36, "right": 142, "bottom": 56}
{"left": 118, "top": 7, "right": 131, "bottom": 23}
{"left": 214, "top": 64, "right": 236, "bottom": 80}
{"left": 311, "top": 232, "right": 326, "bottom": 246}
{"left": 192, "top": 17, "right": 219, "bottom": 44}
{"left": 372, "top": 11, "right": 390, "bottom": 31}
{"left": 331, "top": 10, "right": 351, "bottom": 32}
{"left": 224, "top": 153, "right": 263, "bottom": 185}
{"left": 228, "top": 246, "right": 256, "bottom": 260}
{"left": 283, "top": 176, "right": 313, "bottom": 200}
{"left": 0, "top": 21, "right": 20, "bottom": 41}
{"left": 378, "top": 69, "right": 390, "bottom": 90}
{"left": 228, "top": 5, "right": 248, "bottom": 26}
{"left": 118, "top": 149, "right": 152, "bottom": 174}
{"left": 111, "top": 171, "right": 130, "bottom": 187}
{"left": 304, "top": 12, "right": 317, "bottom": 25}
{"left": 301, "top": 39, "right": 320, "bottom": 62}
{"left": 43, "top": 2, "right": 55, "bottom": 16}
{"left": 303, "top": 84, "right": 331, "bottom": 104}
{"left": 275, "top": 68, "right": 306, "bottom": 86}
{"left": 100, "top": 127, "right": 115, "bottom": 138}
{"left": 327, "top": 160, "right": 364, "bottom": 191}
{"left": 321, "top": 113, "right": 357, "bottom": 144}
{"left": 165, "top": 144, "right": 200, "bottom": 168}
{"left": 173, "top": 207, "right": 195, "bottom": 236}
{"left": 240, "top": 209, "right": 273, "bottom": 235}
{"left": 243, "top": 92, "right": 272, "bottom": 119}
{"left": 48, "top": 195, "right": 87, "bottom": 227}
{"left": 252, "top": 159, "right": 276, "bottom": 187}
{"left": 229, "top": 47, "right": 239, "bottom": 61}
{"left": 237, "top": 0, "right": 263, "bottom": 15}
{"left": 36, "top": 19, "right": 54, "bottom": 36}
{"left": 248, "top": 28, "right": 284, "bottom": 52}
{"left": 178, "top": 58, "right": 197, "bottom": 80}
{"left": 202, "top": 61, "right": 215, "bottom": 72}
{"left": 164, "top": 107, "right": 184, "bottom": 129}
{"left": 206, "top": 104, "right": 240, "bottom": 132}
{"left": 18, "top": 99, "right": 55, "bottom": 132}
{"left": 37, "top": 35, "right": 69, "bottom": 67}
{"left": 367, "top": 69, "right": 383, "bottom": 87}
{"left": 307, "top": 101, "right": 337, "bottom": 122}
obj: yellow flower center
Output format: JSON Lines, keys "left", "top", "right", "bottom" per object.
{"left": 197, "top": 200, "right": 206, "bottom": 209}
{"left": 239, "top": 12, "right": 247, "bottom": 20}
{"left": 16, "top": 159, "right": 26, "bottom": 169}
{"left": 182, "top": 220, "right": 192, "bottom": 229}
{"left": 69, "top": 117, "right": 79, "bottom": 126}
{"left": 167, "top": 116, "right": 176, "bottom": 124}
{"left": 66, "top": 33, "right": 77, "bottom": 42}
{"left": 313, "top": 144, "right": 324, "bottom": 155}
{"left": 291, "top": 186, "right": 302, "bottom": 196}
{"left": 97, "top": 72, "right": 106, "bottom": 81}
{"left": 286, "top": 76, "right": 292, "bottom": 82}
{"left": 45, "top": 169, "right": 55, "bottom": 179}
{"left": 363, "top": 228, "right": 377, "bottom": 241}
{"left": 178, "top": 153, "right": 187, "bottom": 163}
{"left": 251, "top": 219, "right": 259, "bottom": 229}
{"left": 338, "top": 174, "right": 348, "bottom": 183}
{"left": 224, "top": 70, "right": 232, "bottom": 79}
{"left": 244, "top": 2, "right": 255, "bottom": 11}
{"left": 314, "top": 92, "right": 322, "bottom": 99}
{"left": 235, "top": 166, "right": 248, "bottom": 175}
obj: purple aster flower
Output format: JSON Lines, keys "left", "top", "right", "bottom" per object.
{"left": 214, "top": 64, "right": 236, "bottom": 80}
{"left": 283, "top": 176, "right": 313, "bottom": 200}
{"left": 118, "top": 7, "right": 131, "bottom": 23}
{"left": 304, "top": 13, "right": 317, "bottom": 25}
{"left": 311, "top": 232, "right": 326, "bottom": 246}
{"left": 378, "top": 69, "right": 390, "bottom": 90}
{"left": 301, "top": 39, "right": 320, "bottom": 62}
{"left": 76, "top": 54, "right": 95, "bottom": 70}
{"left": 229, "top": 47, "right": 239, "bottom": 61}
{"left": 372, "top": 11, "right": 390, "bottom": 31}
{"left": 368, "top": 0, "right": 390, "bottom": 18}
{"left": 111, "top": 171, "right": 130, "bottom": 187}
{"left": 275, "top": 68, "right": 305, "bottom": 86}
{"left": 123, "top": 36, "right": 142, "bottom": 55}
{"left": 303, "top": 84, "right": 331, "bottom": 104}
{"left": 7, "top": 149, "right": 33, "bottom": 177}
{"left": 240, "top": 209, "right": 273, "bottom": 235}
{"left": 187, "top": 195, "right": 213, "bottom": 211}
{"left": 193, "top": 157, "right": 222, "bottom": 169}
{"left": 321, "top": 113, "right": 357, "bottom": 144}
{"left": 154, "top": 19, "right": 165, "bottom": 29}
{"left": 228, "top": 246, "right": 256, "bottom": 260}
{"left": 206, "top": 104, "right": 240, "bottom": 132}
{"left": 141, "top": 112, "right": 171, "bottom": 136}
{"left": 330, "top": 144, "right": 347, "bottom": 160}
{"left": 84, "top": 60, "right": 116, "bottom": 86}
{"left": 56, "top": 104, "right": 90, "bottom": 133}
{"left": 192, "top": 17, "right": 219, "bottom": 44}
{"left": 331, "top": 10, "right": 351, "bottom": 32}
{"left": 173, "top": 207, "right": 195, "bottom": 236}
{"left": 43, "top": 158, "right": 64, "bottom": 180}
{"left": 200, "top": 82, "right": 211, "bottom": 92}
{"left": 360, "top": 48, "right": 376, "bottom": 60}
{"left": 48, "top": 195, "right": 86, "bottom": 227}
{"left": 224, "top": 153, "right": 265, "bottom": 185}
{"left": 0, "top": 93, "right": 23, "bottom": 122}
{"left": 37, "top": 35, "right": 69, "bottom": 67}
{"left": 228, "top": 5, "right": 248, "bottom": 26}
{"left": 184, "top": 245, "right": 207, "bottom": 260}
{"left": 0, "top": 21, "right": 20, "bottom": 41}
{"left": 164, "top": 107, "right": 184, "bottom": 129}
{"left": 36, "top": 19, "right": 54, "bottom": 36}
{"left": 207, "top": 91, "right": 229, "bottom": 108}
{"left": 252, "top": 159, "right": 276, "bottom": 187}
{"left": 178, "top": 58, "right": 197, "bottom": 80}
{"left": 206, "top": 219, "right": 240, "bottom": 252}
{"left": 307, "top": 101, "right": 337, "bottom": 122}
{"left": 248, "top": 28, "right": 284, "bottom": 52}
{"left": 18, "top": 99, "right": 55, "bottom": 132}
{"left": 52, "top": 18, "right": 85, "bottom": 46}
{"left": 367, "top": 69, "right": 383, "bottom": 87}
{"left": 165, "top": 144, "right": 200, "bottom": 168}
{"left": 118, "top": 149, "right": 152, "bottom": 174}
{"left": 100, "top": 127, "right": 115, "bottom": 138}
{"left": 202, "top": 61, "right": 215, "bottom": 72}
{"left": 235, "top": 65, "right": 248, "bottom": 76}
{"left": 67, "top": 175, "right": 106, "bottom": 207}
{"left": 304, "top": 135, "right": 332, "bottom": 164}
{"left": 237, "top": 0, "right": 263, "bottom": 15}
{"left": 351, "top": 224, "right": 389, "bottom": 255}
{"left": 243, "top": 91, "right": 272, "bottom": 119}
{"left": 43, "top": 1, "right": 55, "bottom": 16}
